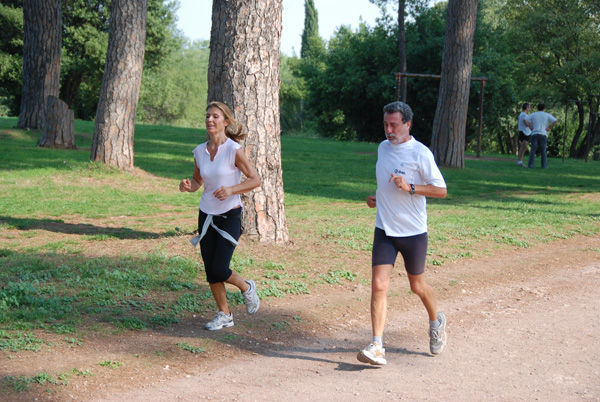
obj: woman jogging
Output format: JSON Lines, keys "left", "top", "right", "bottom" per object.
{"left": 179, "top": 101, "right": 261, "bottom": 330}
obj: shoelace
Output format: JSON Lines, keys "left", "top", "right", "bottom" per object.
{"left": 429, "top": 327, "right": 443, "bottom": 340}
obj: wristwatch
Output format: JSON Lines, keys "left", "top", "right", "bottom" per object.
{"left": 409, "top": 184, "right": 416, "bottom": 195}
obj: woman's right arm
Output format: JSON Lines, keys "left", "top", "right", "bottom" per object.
{"left": 179, "top": 161, "right": 203, "bottom": 192}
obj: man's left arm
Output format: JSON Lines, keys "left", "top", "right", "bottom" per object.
{"left": 413, "top": 184, "right": 447, "bottom": 199}
{"left": 547, "top": 116, "right": 558, "bottom": 132}
{"left": 389, "top": 174, "right": 447, "bottom": 199}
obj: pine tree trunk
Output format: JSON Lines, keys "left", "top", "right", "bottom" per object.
{"left": 18, "top": 0, "right": 61, "bottom": 130}
{"left": 569, "top": 102, "right": 585, "bottom": 158}
{"left": 91, "top": 0, "right": 147, "bottom": 170}
{"left": 430, "top": 0, "right": 478, "bottom": 168}
{"left": 38, "top": 96, "right": 76, "bottom": 149}
{"left": 208, "top": 0, "right": 289, "bottom": 244}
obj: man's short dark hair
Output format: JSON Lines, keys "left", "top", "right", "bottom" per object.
{"left": 383, "top": 101, "right": 413, "bottom": 124}
{"left": 537, "top": 103, "right": 546, "bottom": 111}
{"left": 522, "top": 103, "right": 530, "bottom": 111}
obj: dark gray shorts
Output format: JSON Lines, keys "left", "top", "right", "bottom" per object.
{"left": 371, "top": 228, "right": 428, "bottom": 275}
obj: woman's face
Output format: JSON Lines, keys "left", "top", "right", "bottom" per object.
{"left": 205, "top": 107, "right": 229, "bottom": 135}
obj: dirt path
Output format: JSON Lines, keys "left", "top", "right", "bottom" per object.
{"left": 86, "top": 236, "right": 600, "bottom": 402}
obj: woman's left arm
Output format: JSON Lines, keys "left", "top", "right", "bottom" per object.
{"left": 233, "top": 148, "right": 261, "bottom": 194}
{"left": 213, "top": 149, "right": 260, "bottom": 201}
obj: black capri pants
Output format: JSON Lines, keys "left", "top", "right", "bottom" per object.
{"left": 371, "top": 227, "right": 428, "bottom": 276}
{"left": 197, "top": 207, "right": 242, "bottom": 284}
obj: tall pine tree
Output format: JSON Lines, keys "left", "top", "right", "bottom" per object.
{"left": 209, "top": 0, "right": 288, "bottom": 244}
{"left": 430, "top": 0, "right": 478, "bottom": 168}
{"left": 300, "top": 0, "right": 318, "bottom": 58}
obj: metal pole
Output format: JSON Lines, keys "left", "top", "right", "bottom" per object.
{"left": 395, "top": 73, "right": 402, "bottom": 101}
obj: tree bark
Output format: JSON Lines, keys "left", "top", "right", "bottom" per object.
{"left": 569, "top": 102, "right": 585, "bottom": 158}
{"left": 18, "top": 0, "right": 61, "bottom": 130}
{"left": 576, "top": 97, "right": 600, "bottom": 159}
{"left": 397, "top": 0, "right": 407, "bottom": 102}
{"left": 208, "top": 0, "right": 289, "bottom": 244}
{"left": 430, "top": 0, "right": 478, "bottom": 168}
{"left": 91, "top": 0, "right": 147, "bottom": 170}
{"left": 38, "top": 96, "right": 76, "bottom": 149}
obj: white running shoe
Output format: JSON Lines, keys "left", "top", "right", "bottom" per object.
{"left": 357, "top": 342, "right": 387, "bottom": 365}
{"left": 242, "top": 279, "right": 260, "bottom": 315}
{"left": 429, "top": 312, "right": 447, "bottom": 355}
{"left": 204, "top": 311, "right": 234, "bottom": 331}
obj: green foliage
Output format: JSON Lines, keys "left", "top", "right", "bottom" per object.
{"left": 502, "top": 0, "right": 600, "bottom": 156}
{"left": 0, "top": 330, "right": 45, "bottom": 352}
{"left": 98, "top": 360, "right": 123, "bottom": 369}
{"left": 0, "top": 0, "right": 183, "bottom": 118}
{"left": 176, "top": 342, "right": 205, "bottom": 354}
{"left": 137, "top": 40, "right": 209, "bottom": 127}
{"left": 60, "top": 0, "right": 111, "bottom": 119}
{"left": 293, "top": 4, "right": 447, "bottom": 143}
{"left": 0, "top": 1, "right": 24, "bottom": 115}
{"left": 280, "top": 55, "right": 311, "bottom": 133}
{"left": 319, "top": 270, "right": 357, "bottom": 285}
{"left": 2, "top": 372, "right": 60, "bottom": 392}
{"left": 298, "top": 18, "right": 398, "bottom": 141}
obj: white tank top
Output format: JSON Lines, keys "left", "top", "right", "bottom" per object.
{"left": 193, "top": 138, "right": 242, "bottom": 215}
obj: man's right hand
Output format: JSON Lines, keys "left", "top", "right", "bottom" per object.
{"left": 366, "top": 195, "right": 377, "bottom": 208}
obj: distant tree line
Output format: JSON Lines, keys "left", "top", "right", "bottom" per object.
{"left": 0, "top": 0, "right": 190, "bottom": 124}
{"left": 2, "top": 0, "right": 599, "bottom": 158}
{"left": 282, "top": 0, "right": 600, "bottom": 159}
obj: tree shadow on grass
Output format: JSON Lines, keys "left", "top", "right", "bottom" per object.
{"left": 0, "top": 216, "right": 167, "bottom": 239}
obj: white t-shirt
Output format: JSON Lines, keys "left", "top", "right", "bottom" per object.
{"left": 518, "top": 112, "right": 531, "bottom": 135}
{"left": 525, "top": 111, "right": 557, "bottom": 136}
{"left": 193, "top": 138, "right": 242, "bottom": 215}
{"left": 375, "top": 137, "right": 446, "bottom": 237}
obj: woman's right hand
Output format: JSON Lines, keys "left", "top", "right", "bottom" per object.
{"left": 179, "top": 178, "right": 191, "bottom": 192}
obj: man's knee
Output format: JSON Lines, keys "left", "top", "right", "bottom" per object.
{"left": 409, "top": 276, "right": 429, "bottom": 297}
{"left": 372, "top": 276, "right": 389, "bottom": 294}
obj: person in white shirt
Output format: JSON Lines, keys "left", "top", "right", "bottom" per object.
{"left": 357, "top": 101, "right": 448, "bottom": 366}
{"left": 517, "top": 103, "right": 532, "bottom": 166}
{"left": 524, "top": 103, "right": 557, "bottom": 168}
{"left": 179, "top": 101, "right": 261, "bottom": 331}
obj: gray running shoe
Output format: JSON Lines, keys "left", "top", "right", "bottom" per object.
{"left": 357, "top": 342, "right": 387, "bottom": 365}
{"left": 204, "top": 311, "right": 234, "bottom": 331}
{"left": 429, "top": 312, "right": 447, "bottom": 355}
{"left": 242, "top": 279, "right": 260, "bottom": 315}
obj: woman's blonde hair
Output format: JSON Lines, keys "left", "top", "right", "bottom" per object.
{"left": 206, "top": 101, "right": 247, "bottom": 143}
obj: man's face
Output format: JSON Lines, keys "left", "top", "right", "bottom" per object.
{"left": 384, "top": 112, "right": 411, "bottom": 145}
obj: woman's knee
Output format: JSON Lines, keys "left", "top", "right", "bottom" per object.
{"left": 212, "top": 268, "right": 232, "bottom": 283}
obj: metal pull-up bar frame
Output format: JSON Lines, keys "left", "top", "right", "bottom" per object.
{"left": 394, "top": 73, "right": 489, "bottom": 157}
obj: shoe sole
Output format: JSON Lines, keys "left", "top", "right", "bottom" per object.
{"left": 357, "top": 351, "right": 386, "bottom": 365}
{"left": 205, "top": 321, "right": 234, "bottom": 331}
